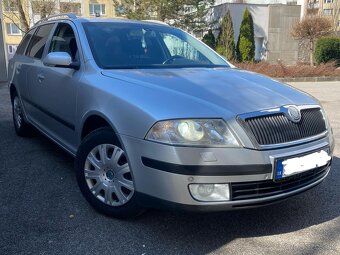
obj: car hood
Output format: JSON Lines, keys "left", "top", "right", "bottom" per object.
{"left": 101, "top": 67, "right": 317, "bottom": 116}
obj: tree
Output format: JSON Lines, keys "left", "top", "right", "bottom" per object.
{"left": 113, "top": 0, "right": 213, "bottom": 31}
{"left": 236, "top": 8, "right": 255, "bottom": 62}
{"left": 202, "top": 29, "right": 215, "bottom": 49}
{"left": 17, "top": 0, "right": 30, "bottom": 32}
{"left": 291, "top": 16, "right": 333, "bottom": 66}
{"left": 215, "top": 9, "right": 235, "bottom": 60}
{"left": 180, "top": 1, "right": 214, "bottom": 32}
{"left": 113, "top": 0, "right": 149, "bottom": 20}
{"left": 330, "top": 0, "right": 340, "bottom": 32}
{"left": 114, "top": 0, "right": 187, "bottom": 21}
{"left": 2, "top": 0, "right": 71, "bottom": 33}
{"left": 3, "top": 0, "right": 30, "bottom": 32}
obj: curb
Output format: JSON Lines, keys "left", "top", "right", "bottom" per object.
{"left": 277, "top": 76, "right": 340, "bottom": 82}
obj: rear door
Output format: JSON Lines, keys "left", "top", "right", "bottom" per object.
{"left": 24, "top": 23, "right": 55, "bottom": 124}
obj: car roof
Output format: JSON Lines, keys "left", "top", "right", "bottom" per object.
{"left": 77, "top": 18, "right": 169, "bottom": 26}
{"left": 33, "top": 13, "right": 171, "bottom": 29}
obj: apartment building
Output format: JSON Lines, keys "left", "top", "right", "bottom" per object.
{"left": 1, "top": 0, "right": 119, "bottom": 60}
{"left": 216, "top": 0, "right": 339, "bottom": 25}
{"left": 302, "top": 0, "right": 340, "bottom": 29}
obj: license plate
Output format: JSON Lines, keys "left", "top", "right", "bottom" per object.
{"left": 275, "top": 149, "right": 331, "bottom": 181}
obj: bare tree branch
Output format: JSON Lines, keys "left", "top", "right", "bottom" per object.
{"left": 291, "top": 16, "right": 333, "bottom": 66}
{"left": 2, "top": 12, "right": 27, "bottom": 33}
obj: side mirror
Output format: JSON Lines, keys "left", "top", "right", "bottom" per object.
{"left": 43, "top": 52, "right": 79, "bottom": 69}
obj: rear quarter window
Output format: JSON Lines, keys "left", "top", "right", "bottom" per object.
{"left": 26, "top": 23, "right": 54, "bottom": 59}
{"left": 16, "top": 29, "right": 36, "bottom": 55}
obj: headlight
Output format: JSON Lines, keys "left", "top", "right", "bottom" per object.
{"left": 145, "top": 119, "right": 240, "bottom": 147}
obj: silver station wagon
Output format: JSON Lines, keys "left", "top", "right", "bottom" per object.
{"left": 8, "top": 14, "right": 334, "bottom": 218}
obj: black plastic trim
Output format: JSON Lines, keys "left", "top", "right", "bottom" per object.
{"left": 22, "top": 96, "right": 75, "bottom": 130}
{"left": 134, "top": 179, "right": 324, "bottom": 212}
{"left": 141, "top": 157, "right": 272, "bottom": 176}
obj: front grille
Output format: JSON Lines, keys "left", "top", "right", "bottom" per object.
{"left": 231, "top": 165, "right": 329, "bottom": 201}
{"left": 243, "top": 108, "right": 326, "bottom": 145}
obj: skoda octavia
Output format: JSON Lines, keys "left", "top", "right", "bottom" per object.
{"left": 8, "top": 14, "right": 334, "bottom": 218}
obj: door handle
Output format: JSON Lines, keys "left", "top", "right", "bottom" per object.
{"left": 37, "top": 74, "right": 45, "bottom": 82}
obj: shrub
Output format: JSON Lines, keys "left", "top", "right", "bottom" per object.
{"left": 202, "top": 29, "right": 216, "bottom": 49}
{"left": 315, "top": 37, "right": 340, "bottom": 66}
{"left": 234, "top": 61, "right": 340, "bottom": 78}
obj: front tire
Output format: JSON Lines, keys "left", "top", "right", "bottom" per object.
{"left": 75, "top": 127, "right": 144, "bottom": 219}
{"left": 12, "top": 94, "right": 34, "bottom": 137}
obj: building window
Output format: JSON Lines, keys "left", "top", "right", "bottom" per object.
{"left": 323, "top": 9, "right": 333, "bottom": 15}
{"left": 89, "top": 4, "right": 106, "bottom": 16}
{"left": 60, "top": 3, "right": 81, "bottom": 15}
{"left": 3, "top": 0, "right": 18, "bottom": 12}
{"left": 8, "top": 45, "right": 18, "bottom": 54}
{"left": 324, "top": 0, "right": 333, "bottom": 3}
{"left": 6, "top": 23, "right": 21, "bottom": 35}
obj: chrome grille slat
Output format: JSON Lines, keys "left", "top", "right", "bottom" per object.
{"left": 244, "top": 108, "right": 326, "bottom": 145}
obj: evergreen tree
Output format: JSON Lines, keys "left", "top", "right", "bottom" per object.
{"left": 215, "top": 9, "right": 235, "bottom": 60}
{"left": 202, "top": 29, "right": 216, "bottom": 49}
{"left": 114, "top": 0, "right": 214, "bottom": 31}
{"left": 236, "top": 8, "right": 255, "bottom": 62}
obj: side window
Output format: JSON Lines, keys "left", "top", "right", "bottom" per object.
{"left": 49, "top": 23, "right": 78, "bottom": 61}
{"left": 26, "top": 23, "right": 54, "bottom": 59}
{"left": 16, "top": 28, "right": 36, "bottom": 55}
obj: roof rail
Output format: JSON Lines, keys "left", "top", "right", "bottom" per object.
{"left": 34, "top": 13, "right": 77, "bottom": 26}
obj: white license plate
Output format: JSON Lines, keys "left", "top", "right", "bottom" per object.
{"left": 275, "top": 149, "right": 331, "bottom": 180}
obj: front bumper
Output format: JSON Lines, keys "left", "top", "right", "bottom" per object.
{"left": 120, "top": 134, "right": 334, "bottom": 211}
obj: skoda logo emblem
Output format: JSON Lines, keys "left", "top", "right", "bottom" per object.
{"left": 287, "top": 106, "right": 301, "bottom": 123}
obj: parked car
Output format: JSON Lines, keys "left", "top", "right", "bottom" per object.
{"left": 8, "top": 14, "right": 334, "bottom": 218}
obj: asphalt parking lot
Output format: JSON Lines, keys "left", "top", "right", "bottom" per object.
{"left": 0, "top": 81, "right": 339, "bottom": 255}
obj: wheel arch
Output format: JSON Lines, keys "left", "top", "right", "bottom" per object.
{"left": 80, "top": 112, "right": 125, "bottom": 146}
{"left": 9, "top": 83, "right": 17, "bottom": 102}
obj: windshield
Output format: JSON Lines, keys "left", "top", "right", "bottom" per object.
{"left": 82, "top": 22, "right": 229, "bottom": 69}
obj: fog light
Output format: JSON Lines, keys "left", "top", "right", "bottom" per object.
{"left": 189, "top": 184, "right": 230, "bottom": 202}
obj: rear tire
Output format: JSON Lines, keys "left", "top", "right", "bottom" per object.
{"left": 12, "top": 93, "right": 34, "bottom": 137}
{"left": 75, "top": 127, "right": 144, "bottom": 219}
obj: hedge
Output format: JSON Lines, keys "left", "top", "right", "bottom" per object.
{"left": 314, "top": 37, "right": 340, "bottom": 65}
